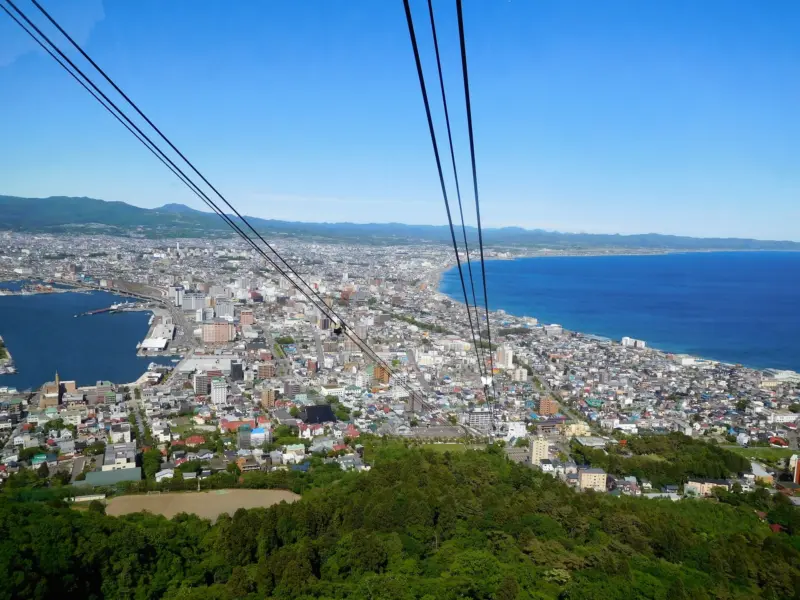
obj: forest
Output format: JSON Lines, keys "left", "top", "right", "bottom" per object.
{"left": 1, "top": 442, "right": 799, "bottom": 600}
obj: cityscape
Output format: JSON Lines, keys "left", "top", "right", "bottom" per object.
{"left": 2, "top": 0, "right": 800, "bottom": 597}
{"left": 1, "top": 231, "right": 798, "bottom": 503}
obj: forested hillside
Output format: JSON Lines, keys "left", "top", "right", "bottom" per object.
{"left": 1, "top": 445, "right": 799, "bottom": 600}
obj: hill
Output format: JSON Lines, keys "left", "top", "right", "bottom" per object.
{"left": 2, "top": 194, "right": 799, "bottom": 249}
{"left": 1, "top": 444, "right": 798, "bottom": 599}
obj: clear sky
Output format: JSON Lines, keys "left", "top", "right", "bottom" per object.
{"left": 1, "top": 1, "right": 799, "bottom": 240}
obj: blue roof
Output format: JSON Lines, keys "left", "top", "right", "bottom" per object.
{"left": 252, "top": 427, "right": 265, "bottom": 434}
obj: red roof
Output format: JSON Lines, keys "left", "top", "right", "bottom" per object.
{"left": 770, "top": 524, "right": 784, "bottom": 533}
{"left": 333, "top": 444, "right": 347, "bottom": 452}
{"left": 171, "top": 439, "right": 185, "bottom": 446}
{"left": 220, "top": 419, "right": 255, "bottom": 433}
{"left": 185, "top": 435, "right": 206, "bottom": 445}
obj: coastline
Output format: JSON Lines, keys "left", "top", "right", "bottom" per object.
{"left": 0, "top": 334, "right": 14, "bottom": 376}
{"left": 0, "top": 284, "right": 177, "bottom": 391}
{"left": 434, "top": 253, "right": 799, "bottom": 376}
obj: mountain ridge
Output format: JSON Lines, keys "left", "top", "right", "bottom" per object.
{"left": 2, "top": 194, "right": 799, "bottom": 250}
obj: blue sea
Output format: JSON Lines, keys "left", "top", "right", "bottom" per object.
{"left": 440, "top": 252, "right": 800, "bottom": 372}
{"left": 0, "top": 284, "right": 175, "bottom": 391}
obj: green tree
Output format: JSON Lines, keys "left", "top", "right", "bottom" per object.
{"left": 142, "top": 449, "right": 162, "bottom": 480}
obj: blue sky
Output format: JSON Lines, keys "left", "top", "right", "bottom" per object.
{"left": 1, "top": 1, "right": 799, "bottom": 240}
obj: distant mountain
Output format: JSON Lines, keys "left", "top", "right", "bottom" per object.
{"left": 1, "top": 194, "right": 799, "bottom": 250}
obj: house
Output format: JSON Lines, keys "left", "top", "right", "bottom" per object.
{"left": 337, "top": 454, "right": 369, "bottom": 472}
{"left": 155, "top": 469, "right": 174, "bottom": 482}
{"left": 685, "top": 479, "right": 730, "bottom": 497}
{"left": 540, "top": 459, "right": 555, "bottom": 474}
{"left": 298, "top": 423, "right": 324, "bottom": 440}
{"left": 236, "top": 456, "right": 260, "bottom": 472}
{"left": 185, "top": 435, "right": 206, "bottom": 446}
{"left": 108, "top": 422, "right": 132, "bottom": 444}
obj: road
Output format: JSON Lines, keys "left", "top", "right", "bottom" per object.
{"left": 406, "top": 348, "right": 432, "bottom": 394}
{"left": 312, "top": 329, "right": 326, "bottom": 369}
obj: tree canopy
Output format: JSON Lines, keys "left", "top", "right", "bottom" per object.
{"left": 0, "top": 443, "right": 798, "bottom": 599}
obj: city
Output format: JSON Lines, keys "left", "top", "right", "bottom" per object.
{"left": 1, "top": 231, "right": 798, "bottom": 503}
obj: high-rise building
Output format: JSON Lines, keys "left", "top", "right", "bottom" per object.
{"left": 193, "top": 372, "right": 210, "bottom": 396}
{"left": 495, "top": 344, "right": 514, "bottom": 370}
{"left": 239, "top": 309, "right": 255, "bottom": 325}
{"left": 215, "top": 297, "right": 234, "bottom": 319}
{"left": 203, "top": 320, "right": 235, "bottom": 344}
{"left": 374, "top": 365, "right": 391, "bottom": 384}
{"left": 530, "top": 437, "right": 548, "bottom": 466}
{"left": 283, "top": 380, "right": 301, "bottom": 399}
{"left": 539, "top": 397, "right": 559, "bottom": 416}
{"left": 237, "top": 425, "right": 252, "bottom": 450}
{"left": 182, "top": 291, "right": 206, "bottom": 311}
{"left": 258, "top": 363, "right": 276, "bottom": 379}
{"left": 261, "top": 388, "right": 277, "bottom": 409}
{"left": 467, "top": 408, "right": 492, "bottom": 432}
{"left": 211, "top": 378, "right": 227, "bottom": 405}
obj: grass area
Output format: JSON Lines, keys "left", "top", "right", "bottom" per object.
{"left": 273, "top": 344, "right": 285, "bottom": 359}
{"left": 724, "top": 446, "right": 796, "bottom": 461}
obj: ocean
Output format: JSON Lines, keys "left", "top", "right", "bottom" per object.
{"left": 440, "top": 251, "right": 800, "bottom": 372}
{"left": 0, "top": 284, "right": 175, "bottom": 391}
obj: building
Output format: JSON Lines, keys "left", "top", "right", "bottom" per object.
{"left": 578, "top": 468, "right": 607, "bottom": 492}
{"left": 202, "top": 320, "right": 235, "bottom": 344}
{"left": 211, "top": 378, "right": 227, "bottom": 405}
{"left": 194, "top": 372, "right": 210, "bottom": 396}
{"left": 239, "top": 309, "right": 255, "bottom": 326}
{"left": 495, "top": 344, "right": 514, "bottom": 370}
{"left": 530, "top": 437, "right": 549, "bottom": 466}
{"left": 251, "top": 427, "right": 269, "bottom": 446}
{"left": 215, "top": 297, "right": 234, "bottom": 319}
{"left": 258, "top": 363, "right": 276, "bottom": 379}
{"left": 373, "top": 365, "right": 391, "bottom": 384}
{"left": 621, "top": 337, "right": 647, "bottom": 349}
{"left": 261, "top": 388, "right": 277, "bottom": 409}
{"left": 538, "top": 397, "right": 559, "bottom": 416}
{"left": 238, "top": 425, "right": 252, "bottom": 450}
{"left": 764, "top": 409, "right": 797, "bottom": 424}
{"left": 685, "top": 479, "right": 730, "bottom": 497}
{"left": 109, "top": 422, "right": 132, "bottom": 444}
{"left": 101, "top": 441, "right": 137, "bottom": 472}
{"left": 182, "top": 291, "right": 206, "bottom": 311}
{"left": 283, "top": 380, "right": 302, "bottom": 399}
{"left": 467, "top": 408, "right": 491, "bottom": 433}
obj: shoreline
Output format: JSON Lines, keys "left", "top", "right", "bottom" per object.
{"left": 0, "top": 283, "right": 176, "bottom": 391}
{"left": 434, "top": 254, "right": 798, "bottom": 376}
{"left": 0, "top": 334, "right": 14, "bottom": 376}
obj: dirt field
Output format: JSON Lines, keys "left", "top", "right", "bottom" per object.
{"left": 106, "top": 489, "right": 300, "bottom": 521}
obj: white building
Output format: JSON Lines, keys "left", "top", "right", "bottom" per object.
{"left": 530, "top": 437, "right": 548, "bottom": 466}
{"left": 211, "top": 378, "right": 228, "bottom": 406}
{"left": 764, "top": 409, "right": 797, "bottom": 424}
{"left": 495, "top": 344, "right": 514, "bottom": 369}
{"left": 101, "top": 441, "right": 137, "bottom": 472}
{"left": 467, "top": 408, "right": 491, "bottom": 432}
{"left": 215, "top": 297, "right": 235, "bottom": 319}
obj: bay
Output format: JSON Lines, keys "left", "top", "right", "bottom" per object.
{"left": 0, "top": 287, "right": 175, "bottom": 391}
{"left": 440, "top": 251, "right": 800, "bottom": 372}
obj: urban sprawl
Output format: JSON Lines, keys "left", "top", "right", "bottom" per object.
{"left": 1, "top": 231, "right": 799, "bottom": 500}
